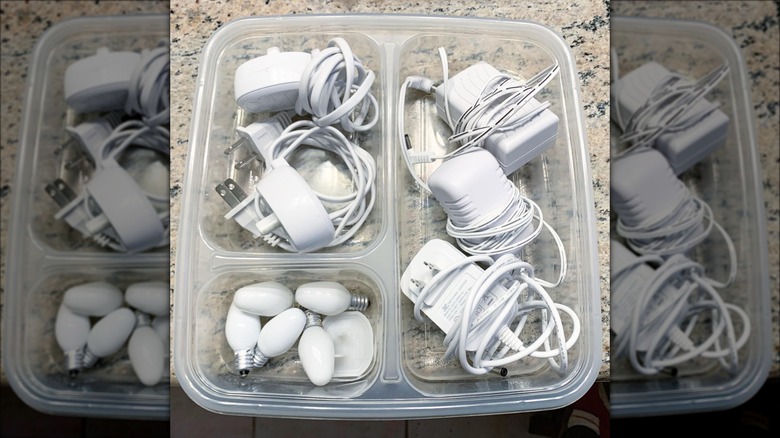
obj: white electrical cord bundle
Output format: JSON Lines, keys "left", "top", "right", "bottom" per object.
{"left": 413, "top": 253, "right": 579, "bottom": 375}
{"left": 397, "top": 49, "right": 558, "bottom": 192}
{"left": 125, "top": 45, "right": 170, "bottom": 127}
{"left": 85, "top": 120, "right": 170, "bottom": 251}
{"left": 257, "top": 120, "right": 376, "bottom": 250}
{"left": 440, "top": 50, "right": 558, "bottom": 156}
{"left": 615, "top": 186, "right": 737, "bottom": 288}
{"left": 612, "top": 253, "right": 749, "bottom": 375}
{"left": 445, "top": 181, "right": 567, "bottom": 288}
{"left": 614, "top": 62, "right": 729, "bottom": 157}
{"left": 295, "top": 37, "right": 379, "bottom": 133}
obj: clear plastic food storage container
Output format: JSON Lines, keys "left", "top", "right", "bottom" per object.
{"left": 175, "top": 14, "right": 601, "bottom": 418}
{"left": 610, "top": 16, "right": 772, "bottom": 417}
{"left": 3, "top": 15, "right": 170, "bottom": 419}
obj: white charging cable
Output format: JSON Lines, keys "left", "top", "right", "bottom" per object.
{"left": 125, "top": 45, "right": 170, "bottom": 127}
{"left": 295, "top": 37, "right": 379, "bottom": 133}
{"left": 398, "top": 48, "right": 558, "bottom": 192}
{"left": 612, "top": 250, "right": 749, "bottom": 375}
{"left": 412, "top": 252, "right": 579, "bottom": 375}
{"left": 251, "top": 120, "right": 376, "bottom": 250}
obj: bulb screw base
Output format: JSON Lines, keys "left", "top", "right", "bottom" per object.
{"left": 253, "top": 350, "right": 269, "bottom": 368}
{"left": 82, "top": 348, "right": 99, "bottom": 368}
{"left": 304, "top": 310, "right": 322, "bottom": 329}
{"left": 64, "top": 349, "right": 84, "bottom": 375}
{"left": 348, "top": 294, "right": 369, "bottom": 312}
{"left": 234, "top": 349, "right": 254, "bottom": 376}
{"left": 135, "top": 310, "right": 151, "bottom": 327}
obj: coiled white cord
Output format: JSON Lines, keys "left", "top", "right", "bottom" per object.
{"left": 296, "top": 37, "right": 379, "bottom": 133}
{"left": 615, "top": 186, "right": 737, "bottom": 288}
{"left": 125, "top": 45, "right": 170, "bottom": 127}
{"left": 413, "top": 253, "right": 579, "bottom": 375}
{"left": 445, "top": 182, "right": 567, "bottom": 287}
{"left": 612, "top": 253, "right": 749, "bottom": 375}
{"left": 256, "top": 120, "right": 376, "bottom": 251}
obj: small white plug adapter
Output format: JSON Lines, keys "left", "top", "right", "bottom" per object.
{"left": 428, "top": 148, "right": 538, "bottom": 257}
{"left": 221, "top": 159, "right": 335, "bottom": 253}
{"left": 611, "top": 148, "right": 698, "bottom": 232}
{"left": 434, "top": 62, "right": 559, "bottom": 175}
{"left": 400, "top": 238, "right": 510, "bottom": 349}
{"left": 429, "top": 148, "right": 514, "bottom": 227}
{"left": 64, "top": 47, "right": 141, "bottom": 113}
{"left": 226, "top": 112, "right": 293, "bottom": 169}
{"left": 234, "top": 47, "right": 312, "bottom": 113}
{"left": 612, "top": 61, "right": 729, "bottom": 174}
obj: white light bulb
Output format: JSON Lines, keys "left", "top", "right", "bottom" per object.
{"left": 82, "top": 307, "right": 135, "bottom": 368}
{"left": 233, "top": 281, "right": 293, "bottom": 317}
{"left": 225, "top": 303, "right": 261, "bottom": 376}
{"left": 128, "top": 322, "right": 165, "bottom": 387}
{"left": 253, "top": 307, "right": 306, "bottom": 368}
{"left": 125, "top": 281, "right": 169, "bottom": 316}
{"left": 152, "top": 314, "right": 170, "bottom": 358}
{"left": 55, "top": 304, "right": 90, "bottom": 376}
{"left": 298, "top": 311, "right": 335, "bottom": 386}
{"left": 295, "top": 281, "right": 369, "bottom": 316}
{"left": 63, "top": 281, "right": 123, "bottom": 317}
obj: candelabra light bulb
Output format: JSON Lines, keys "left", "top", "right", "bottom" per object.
{"left": 295, "top": 281, "right": 369, "bottom": 316}
{"left": 55, "top": 304, "right": 90, "bottom": 376}
{"left": 225, "top": 303, "right": 261, "bottom": 376}
{"left": 253, "top": 307, "right": 306, "bottom": 368}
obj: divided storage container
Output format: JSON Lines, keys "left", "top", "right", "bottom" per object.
{"left": 3, "top": 15, "right": 170, "bottom": 419}
{"left": 174, "top": 15, "right": 601, "bottom": 418}
{"left": 610, "top": 16, "right": 771, "bottom": 417}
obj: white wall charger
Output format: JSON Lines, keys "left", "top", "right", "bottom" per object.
{"left": 64, "top": 47, "right": 141, "bottom": 113}
{"left": 219, "top": 159, "right": 335, "bottom": 253}
{"left": 612, "top": 61, "right": 729, "bottom": 175}
{"left": 234, "top": 47, "right": 312, "bottom": 113}
{"left": 434, "top": 61, "right": 559, "bottom": 175}
{"left": 400, "top": 238, "right": 579, "bottom": 375}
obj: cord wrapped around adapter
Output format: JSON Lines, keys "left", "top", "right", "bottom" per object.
{"left": 401, "top": 239, "right": 579, "bottom": 376}
{"left": 611, "top": 240, "right": 749, "bottom": 376}
{"left": 612, "top": 148, "right": 736, "bottom": 287}
{"left": 218, "top": 120, "right": 376, "bottom": 253}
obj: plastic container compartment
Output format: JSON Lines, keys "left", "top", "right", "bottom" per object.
{"left": 175, "top": 15, "right": 600, "bottom": 418}
{"left": 610, "top": 16, "right": 772, "bottom": 417}
{"left": 3, "top": 15, "right": 170, "bottom": 419}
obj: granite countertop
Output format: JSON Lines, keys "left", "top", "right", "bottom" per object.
{"left": 1, "top": 0, "right": 776, "bottom": 389}
{"left": 167, "top": 0, "right": 612, "bottom": 382}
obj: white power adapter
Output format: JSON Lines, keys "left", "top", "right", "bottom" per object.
{"left": 610, "top": 239, "right": 750, "bottom": 375}
{"left": 428, "top": 148, "right": 544, "bottom": 258}
{"left": 48, "top": 160, "right": 166, "bottom": 252}
{"left": 401, "top": 238, "right": 579, "bottom": 375}
{"left": 612, "top": 148, "right": 738, "bottom": 286}
{"left": 612, "top": 61, "right": 729, "bottom": 174}
{"left": 217, "top": 159, "right": 335, "bottom": 253}
{"left": 434, "top": 61, "right": 559, "bottom": 175}
{"left": 64, "top": 48, "right": 141, "bottom": 113}
{"left": 233, "top": 39, "right": 378, "bottom": 132}
{"left": 234, "top": 47, "right": 312, "bottom": 113}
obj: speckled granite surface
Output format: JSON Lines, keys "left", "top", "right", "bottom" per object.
{"left": 612, "top": 0, "right": 779, "bottom": 379}
{"left": 167, "top": 0, "right": 612, "bottom": 384}
{"left": 0, "top": 1, "right": 170, "bottom": 383}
